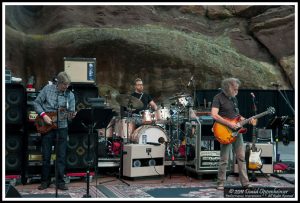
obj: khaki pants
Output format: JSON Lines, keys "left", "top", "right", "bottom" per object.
{"left": 217, "top": 134, "right": 249, "bottom": 186}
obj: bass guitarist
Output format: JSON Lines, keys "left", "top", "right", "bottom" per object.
{"left": 211, "top": 77, "right": 256, "bottom": 190}
{"left": 33, "top": 71, "right": 76, "bottom": 191}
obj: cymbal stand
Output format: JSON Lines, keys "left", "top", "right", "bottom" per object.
{"left": 168, "top": 115, "right": 176, "bottom": 179}
{"left": 114, "top": 101, "right": 133, "bottom": 186}
{"left": 168, "top": 104, "right": 183, "bottom": 179}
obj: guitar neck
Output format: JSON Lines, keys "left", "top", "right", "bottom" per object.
{"left": 239, "top": 111, "right": 270, "bottom": 126}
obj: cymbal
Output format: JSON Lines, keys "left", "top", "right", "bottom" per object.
{"left": 116, "top": 94, "right": 144, "bottom": 109}
{"left": 169, "top": 94, "right": 191, "bottom": 100}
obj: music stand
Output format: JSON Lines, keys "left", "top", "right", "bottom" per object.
{"left": 73, "top": 107, "right": 113, "bottom": 198}
{"left": 266, "top": 116, "right": 289, "bottom": 162}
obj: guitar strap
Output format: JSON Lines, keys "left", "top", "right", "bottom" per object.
{"left": 139, "top": 93, "right": 143, "bottom": 100}
{"left": 231, "top": 97, "right": 239, "bottom": 114}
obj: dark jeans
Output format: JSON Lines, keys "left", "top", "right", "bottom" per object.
{"left": 41, "top": 128, "right": 68, "bottom": 185}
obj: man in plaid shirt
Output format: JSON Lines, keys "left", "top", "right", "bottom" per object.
{"left": 34, "top": 71, "right": 76, "bottom": 190}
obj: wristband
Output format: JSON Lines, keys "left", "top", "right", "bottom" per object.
{"left": 40, "top": 112, "right": 46, "bottom": 118}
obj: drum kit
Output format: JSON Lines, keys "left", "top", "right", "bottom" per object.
{"left": 99, "top": 92, "right": 196, "bottom": 158}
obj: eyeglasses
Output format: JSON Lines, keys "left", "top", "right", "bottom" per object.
{"left": 60, "top": 83, "right": 69, "bottom": 87}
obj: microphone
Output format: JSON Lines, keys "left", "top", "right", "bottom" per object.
{"left": 187, "top": 75, "right": 194, "bottom": 87}
{"left": 250, "top": 92, "right": 257, "bottom": 112}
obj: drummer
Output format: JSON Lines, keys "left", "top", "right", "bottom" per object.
{"left": 121, "top": 78, "right": 158, "bottom": 118}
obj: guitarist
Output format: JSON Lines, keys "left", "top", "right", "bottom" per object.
{"left": 33, "top": 71, "right": 76, "bottom": 191}
{"left": 211, "top": 78, "right": 256, "bottom": 190}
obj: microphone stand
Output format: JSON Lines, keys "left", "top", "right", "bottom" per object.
{"left": 249, "top": 95, "right": 258, "bottom": 182}
{"left": 276, "top": 87, "right": 295, "bottom": 115}
{"left": 55, "top": 94, "right": 59, "bottom": 197}
{"left": 82, "top": 107, "right": 97, "bottom": 198}
{"left": 192, "top": 77, "right": 198, "bottom": 108}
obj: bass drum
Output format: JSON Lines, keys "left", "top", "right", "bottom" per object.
{"left": 131, "top": 125, "right": 168, "bottom": 144}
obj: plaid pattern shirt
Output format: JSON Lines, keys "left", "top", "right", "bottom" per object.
{"left": 33, "top": 84, "right": 75, "bottom": 128}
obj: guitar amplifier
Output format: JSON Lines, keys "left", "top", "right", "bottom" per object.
{"left": 234, "top": 143, "right": 274, "bottom": 174}
{"left": 122, "top": 144, "right": 165, "bottom": 177}
{"left": 64, "top": 57, "right": 96, "bottom": 84}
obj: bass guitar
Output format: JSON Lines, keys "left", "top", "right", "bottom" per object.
{"left": 213, "top": 106, "right": 275, "bottom": 144}
{"left": 35, "top": 111, "right": 76, "bottom": 134}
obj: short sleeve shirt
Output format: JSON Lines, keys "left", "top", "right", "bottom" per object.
{"left": 212, "top": 92, "right": 239, "bottom": 119}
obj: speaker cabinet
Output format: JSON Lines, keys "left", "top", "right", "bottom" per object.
{"left": 123, "top": 144, "right": 165, "bottom": 177}
{"left": 185, "top": 121, "right": 232, "bottom": 174}
{"left": 5, "top": 84, "right": 26, "bottom": 131}
{"left": 67, "top": 84, "right": 99, "bottom": 132}
{"left": 66, "top": 133, "right": 97, "bottom": 171}
{"left": 234, "top": 143, "right": 274, "bottom": 174}
{"left": 64, "top": 57, "right": 96, "bottom": 84}
{"left": 5, "top": 132, "right": 24, "bottom": 174}
{"left": 5, "top": 184, "right": 22, "bottom": 198}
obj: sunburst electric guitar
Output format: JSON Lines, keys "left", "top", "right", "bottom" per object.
{"left": 213, "top": 107, "right": 275, "bottom": 144}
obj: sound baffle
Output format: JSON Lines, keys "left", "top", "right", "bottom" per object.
{"left": 5, "top": 83, "right": 26, "bottom": 131}
{"left": 122, "top": 144, "right": 165, "bottom": 178}
{"left": 5, "top": 184, "right": 22, "bottom": 198}
{"left": 234, "top": 143, "right": 274, "bottom": 174}
{"left": 5, "top": 132, "right": 25, "bottom": 174}
{"left": 66, "top": 133, "right": 97, "bottom": 171}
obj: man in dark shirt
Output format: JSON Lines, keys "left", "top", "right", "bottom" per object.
{"left": 211, "top": 77, "right": 256, "bottom": 190}
{"left": 131, "top": 78, "right": 158, "bottom": 114}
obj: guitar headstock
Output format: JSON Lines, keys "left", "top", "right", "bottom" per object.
{"left": 267, "top": 106, "right": 276, "bottom": 114}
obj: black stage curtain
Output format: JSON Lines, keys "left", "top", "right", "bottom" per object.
{"left": 196, "top": 89, "right": 295, "bottom": 142}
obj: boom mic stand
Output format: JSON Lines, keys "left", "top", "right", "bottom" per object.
{"left": 274, "top": 85, "right": 295, "bottom": 115}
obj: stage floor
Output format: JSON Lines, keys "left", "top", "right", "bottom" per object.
{"left": 5, "top": 142, "right": 296, "bottom": 199}
{"left": 7, "top": 168, "right": 296, "bottom": 199}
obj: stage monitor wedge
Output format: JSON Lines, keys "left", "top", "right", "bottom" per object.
{"left": 64, "top": 57, "right": 96, "bottom": 84}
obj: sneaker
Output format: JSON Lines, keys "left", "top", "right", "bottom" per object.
{"left": 243, "top": 184, "right": 253, "bottom": 189}
{"left": 38, "top": 182, "right": 50, "bottom": 190}
{"left": 57, "top": 184, "right": 68, "bottom": 190}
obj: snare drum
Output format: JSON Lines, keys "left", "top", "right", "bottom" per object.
{"left": 131, "top": 125, "right": 168, "bottom": 144}
{"left": 155, "top": 107, "right": 171, "bottom": 124}
{"left": 141, "top": 110, "right": 155, "bottom": 124}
